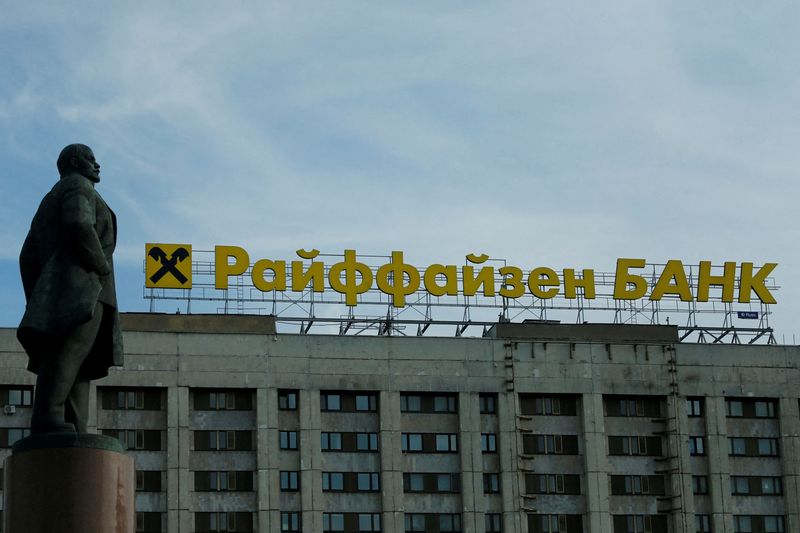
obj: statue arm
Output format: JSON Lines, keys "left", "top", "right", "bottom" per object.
{"left": 61, "top": 178, "right": 111, "bottom": 275}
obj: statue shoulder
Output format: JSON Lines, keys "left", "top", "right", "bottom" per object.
{"left": 57, "top": 174, "right": 95, "bottom": 194}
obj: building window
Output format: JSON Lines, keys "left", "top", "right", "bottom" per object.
{"left": 607, "top": 435, "right": 662, "bottom": 456}
{"left": 726, "top": 398, "right": 778, "bottom": 418}
{"left": 281, "top": 512, "right": 301, "bottom": 532}
{"left": 612, "top": 515, "right": 668, "bottom": 533}
{"left": 610, "top": 475, "right": 666, "bottom": 496}
{"left": 356, "top": 432, "right": 379, "bottom": 451}
{"left": 733, "top": 516, "right": 752, "bottom": 533}
{"left": 764, "top": 516, "right": 785, "bottom": 532}
{"left": 193, "top": 389, "right": 252, "bottom": 411}
{"left": 481, "top": 433, "right": 497, "bottom": 453}
{"left": 355, "top": 394, "right": 378, "bottom": 412}
{"left": 322, "top": 472, "right": 344, "bottom": 491}
{"left": 480, "top": 393, "right": 497, "bottom": 414}
{"left": 519, "top": 394, "right": 579, "bottom": 416}
{"left": 136, "top": 470, "right": 163, "bottom": 492}
{"left": 485, "top": 513, "right": 502, "bottom": 533}
{"left": 135, "top": 511, "right": 163, "bottom": 532}
{"left": 358, "top": 513, "right": 381, "bottom": 532}
{"left": 689, "top": 437, "right": 706, "bottom": 456}
{"left": 323, "top": 513, "right": 344, "bottom": 532}
{"left": 730, "top": 437, "right": 747, "bottom": 456}
{"left": 322, "top": 432, "right": 342, "bottom": 451}
{"left": 280, "top": 471, "right": 299, "bottom": 491}
{"left": 194, "top": 471, "right": 253, "bottom": 492}
{"left": 758, "top": 438, "right": 779, "bottom": 456}
{"left": 278, "top": 390, "right": 297, "bottom": 410}
{"left": 1, "top": 428, "right": 31, "bottom": 448}
{"left": 604, "top": 396, "right": 662, "bottom": 417}
{"left": 729, "top": 437, "right": 779, "bottom": 457}
{"left": 357, "top": 473, "right": 380, "bottom": 492}
{"left": 195, "top": 512, "right": 253, "bottom": 532}
{"left": 435, "top": 433, "right": 458, "bottom": 452}
{"left": 529, "top": 514, "right": 583, "bottom": 533}
{"left": 101, "top": 388, "right": 163, "bottom": 410}
{"left": 761, "top": 477, "right": 783, "bottom": 495}
{"left": 695, "top": 515, "right": 711, "bottom": 533}
{"left": 686, "top": 397, "right": 704, "bottom": 417}
{"left": 321, "top": 431, "right": 378, "bottom": 452}
{"left": 279, "top": 431, "right": 298, "bottom": 450}
{"left": 401, "top": 433, "right": 423, "bottom": 452}
{"left": 731, "top": 476, "right": 783, "bottom": 495}
{"left": 692, "top": 476, "right": 709, "bottom": 495}
{"left": 1, "top": 387, "right": 33, "bottom": 407}
{"left": 527, "top": 474, "right": 582, "bottom": 495}
{"left": 523, "top": 434, "right": 580, "bottom": 455}
{"left": 101, "top": 429, "right": 162, "bottom": 451}
{"left": 193, "top": 430, "right": 251, "bottom": 451}
{"left": 321, "top": 393, "right": 341, "bottom": 411}
{"left": 483, "top": 473, "right": 500, "bottom": 494}
{"left": 401, "top": 393, "right": 458, "bottom": 413}
{"left": 403, "top": 473, "right": 460, "bottom": 493}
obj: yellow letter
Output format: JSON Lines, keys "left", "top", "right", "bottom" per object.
{"left": 696, "top": 261, "right": 736, "bottom": 302}
{"left": 738, "top": 263, "right": 777, "bottom": 304}
{"left": 291, "top": 249, "right": 325, "bottom": 292}
{"left": 650, "top": 260, "right": 692, "bottom": 301}
{"left": 499, "top": 266, "right": 525, "bottom": 298}
{"left": 527, "top": 267, "right": 559, "bottom": 299}
{"left": 376, "top": 251, "right": 421, "bottom": 307}
{"left": 613, "top": 258, "right": 647, "bottom": 300}
{"left": 423, "top": 264, "right": 459, "bottom": 297}
{"left": 215, "top": 245, "right": 249, "bottom": 289}
{"left": 328, "top": 250, "right": 374, "bottom": 306}
{"left": 563, "top": 268, "right": 596, "bottom": 299}
{"left": 251, "top": 259, "right": 287, "bottom": 292}
{"left": 463, "top": 253, "right": 495, "bottom": 297}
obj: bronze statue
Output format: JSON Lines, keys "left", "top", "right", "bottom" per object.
{"left": 18, "top": 144, "right": 123, "bottom": 434}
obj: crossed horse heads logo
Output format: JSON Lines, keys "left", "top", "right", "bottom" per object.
{"left": 147, "top": 245, "right": 191, "bottom": 285}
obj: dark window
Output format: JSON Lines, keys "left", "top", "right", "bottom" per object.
{"left": 321, "top": 432, "right": 378, "bottom": 452}
{"left": 485, "top": 514, "right": 502, "bottom": 533}
{"left": 483, "top": 473, "right": 500, "bottom": 494}
{"left": 480, "top": 393, "right": 497, "bottom": 414}
{"left": 604, "top": 396, "right": 662, "bottom": 418}
{"left": 612, "top": 515, "right": 669, "bottom": 533}
{"left": 404, "top": 514, "right": 462, "bottom": 533}
{"left": 0, "top": 387, "right": 33, "bottom": 407}
{"left": 322, "top": 471, "right": 379, "bottom": 493}
{"left": 322, "top": 513, "right": 344, "bottom": 532}
{"left": 689, "top": 437, "right": 706, "bottom": 456}
{"left": 726, "top": 398, "right": 778, "bottom": 418}
{"left": 527, "top": 514, "right": 584, "bottom": 533}
{"left": 280, "top": 431, "right": 298, "bottom": 450}
{"left": 519, "top": 394, "right": 578, "bottom": 416}
{"left": 481, "top": 433, "right": 497, "bottom": 453}
{"left": 692, "top": 476, "right": 709, "bottom": 495}
{"left": 729, "top": 437, "right": 779, "bottom": 457}
{"left": 136, "top": 470, "right": 163, "bottom": 492}
{"left": 607, "top": 436, "right": 663, "bottom": 456}
{"left": 401, "top": 392, "right": 458, "bottom": 413}
{"left": 281, "top": 512, "right": 301, "bottom": 532}
{"left": 280, "top": 471, "right": 299, "bottom": 491}
{"left": 193, "top": 389, "right": 252, "bottom": 410}
{"left": 610, "top": 475, "right": 665, "bottom": 496}
{"left": 731, "top": 476, "right": 783, "bottom": 496}
{"left": 403, "top": 473, "right": 460, "bottom": 493}
{"left": 101, "top": 429, "right": 162, "bottom": 451}
{"left": 278, "top": 390, "right": 298, "bottom": 411}
{"left": 733, "top": 515, "right": 784, "bottom": 533}
{"left": 194, "top": 471, "right": 253, "bottom": 492}
{"left": 136, "top": 512, "right": 163, "bottom": 532}
{"left": 526, "top": 474, "right": 581, "bottom": 495}
{"left": 696, "top": 514, "right": 711, "bottom": 533}
{"left": 686, "top": 397, "right": 704, "bottom": 417}
{"left": 401, "top": 433, "right": 457, "bottom": 453}
{"left": 321, "top": 391, "right": 378, "bottom": 412}
{"left": 100, "top": 388, "right": 163, "bottom": 410}
{"left": 193, "top": 430, "right": 252, "bottom": 451}
{"left": 522, "top": 434, "right": 580, "bottom": 455}
{"left": 195, "top": 512, "right": 253, "bottom": 532}
{"left": 0, "top": 428, "right": 31, "bottom": 448}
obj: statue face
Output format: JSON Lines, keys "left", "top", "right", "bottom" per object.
{"left": 72, "top": 147, "right": 101, "bottom": 182}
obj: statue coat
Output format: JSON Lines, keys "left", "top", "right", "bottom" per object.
{"left": 18, "top": 173, "right": 123, "bottom": 380}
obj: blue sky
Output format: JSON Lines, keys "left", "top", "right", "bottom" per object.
{"left": 1, "top": 3, "right": 798, "bottom": 340}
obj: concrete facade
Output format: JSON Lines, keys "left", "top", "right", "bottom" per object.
{"left": 0, "top": 313, "right": 798, "bottom": 533}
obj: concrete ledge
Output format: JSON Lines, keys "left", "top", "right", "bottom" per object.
{"left": 12, "top": 432, "right": 126, "bottom": 454}
{"left": 486, "top": 322, "right": 678, "bottom": 343}
{"left": 121, "top": 312, "right": 276, "bottom": 334}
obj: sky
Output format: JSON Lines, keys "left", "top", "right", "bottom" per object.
{"left": 1, "top": 3, "right": 798, "bottom": 341}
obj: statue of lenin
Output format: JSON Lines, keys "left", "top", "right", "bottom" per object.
{"left": 18, "top": 144, "right": 123, "bottom": 434}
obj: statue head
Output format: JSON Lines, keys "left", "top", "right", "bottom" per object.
{"left": 57, "top": 144, "right": 100, "bottom": 183}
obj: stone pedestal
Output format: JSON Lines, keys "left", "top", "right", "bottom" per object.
{"left": 3, "top": 433, "right": 135, "bottom": 533}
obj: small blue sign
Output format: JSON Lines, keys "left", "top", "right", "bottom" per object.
{"left": 737, "top": 311, "right": 759, "bottom": 320}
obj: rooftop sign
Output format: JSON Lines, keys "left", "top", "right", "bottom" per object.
{"left": 146, "top": 244, "right": 777, "bottom": 306}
